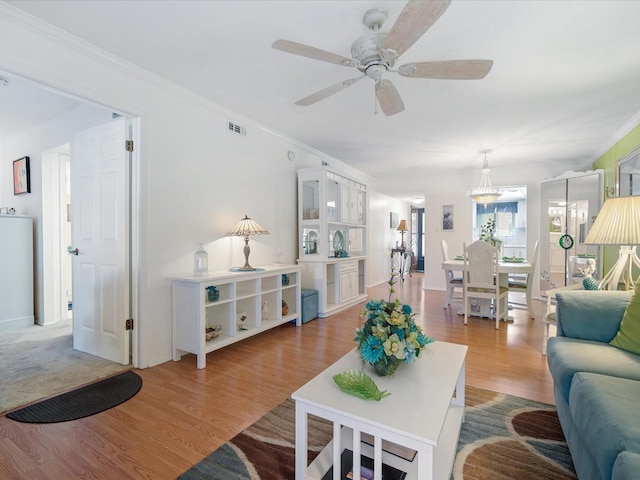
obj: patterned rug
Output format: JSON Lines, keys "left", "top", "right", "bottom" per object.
{"left": 177, "top": 386, "right": 576, "bottom": 480}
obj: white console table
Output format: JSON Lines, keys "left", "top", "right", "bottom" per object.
{"left": 169, "top": 264, "right": 301, "bottom": 369}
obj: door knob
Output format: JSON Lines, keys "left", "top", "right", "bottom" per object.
{"left": 67, "top": 246, "right": 79, "bottom": 256}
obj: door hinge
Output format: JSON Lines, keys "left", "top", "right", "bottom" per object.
{"left": 125, "top": 140, "right": 134, "bottom": 152}
{"left": 125, "top": 318, "right": 134, "bottom": 330}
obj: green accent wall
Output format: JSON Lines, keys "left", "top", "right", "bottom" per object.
{"left": 592, "top": 123, "right": 640, "bottom": 278}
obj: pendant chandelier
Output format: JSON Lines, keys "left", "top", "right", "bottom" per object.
{"left": 467, "top": 151, "right": 502, "bottom": 204}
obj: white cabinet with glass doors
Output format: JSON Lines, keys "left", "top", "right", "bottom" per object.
{"left": 539, "top": 170, "right": 603, "bottom": 293}
{"left": 297, "top": 167, "right": 367, "bottom": 317}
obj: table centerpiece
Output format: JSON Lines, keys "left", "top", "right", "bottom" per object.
{"left": 355, "top": 270, "right": 434, "bottom": 376}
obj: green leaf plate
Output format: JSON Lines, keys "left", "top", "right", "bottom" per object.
{"left": 332, "top": 370, "right": 390, "bottom": 401}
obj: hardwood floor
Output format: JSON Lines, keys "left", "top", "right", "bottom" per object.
{"left": 0, "top": 273, "right": 554, "bottom": 479}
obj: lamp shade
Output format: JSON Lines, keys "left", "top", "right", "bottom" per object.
{"left": 226, "top": 214, "right": 269, "bottom": 238}
{"left": 584, "top": 196, "right": 640, "bottom": 245}
{"left": 396, "top": 219, "right": 408, "bottom": 232}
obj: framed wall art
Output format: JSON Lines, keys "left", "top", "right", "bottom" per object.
{"left": 390, "top": 212, "right": 399, "bottom": 228}
{"left": 13, "top": 156, "right": 31, "bottom": 195}
{"left": 442, "top": 204, "right": 454, "bottom": 231}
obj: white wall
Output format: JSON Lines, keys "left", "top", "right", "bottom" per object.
{"left": 0, "top": 5, "right": 397, "bottom": 368}
{"left": 367, "top": 191, "right": 411, "bottom": 288}
{"left": 0, "top": 104, "right": 114, "bottom": 323}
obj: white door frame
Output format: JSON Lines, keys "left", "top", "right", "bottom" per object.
{"left": 41, "top": 146, "right": 71, "bottom": 326}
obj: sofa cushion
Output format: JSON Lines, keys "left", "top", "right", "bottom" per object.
{"left": 569, "top": 373, "right": 640, "bottom": 480}
{"left": 610, "top": 277, "right": 640, "bottom": 355}
{"left": 612, "top": 451, "right": 640, "bottom": 480}
{"left": 555, "top": 290, "right": 632, "bottom": 341}
{"left": 547, "top": 336, "right": 640, "bottom": 405}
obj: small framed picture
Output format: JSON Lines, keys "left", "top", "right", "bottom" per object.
{"left": 13, "top": 156, "right": 31, "bottom": 195}
{"left": 442, "top": 204, "right": 454, "bottom": 231}
{"left": 390, "top": 212, "right": 399, "bottom": 228}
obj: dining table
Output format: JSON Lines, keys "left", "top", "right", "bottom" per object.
{"left": 441, "top": 256, "right": 533, "bottom": 319}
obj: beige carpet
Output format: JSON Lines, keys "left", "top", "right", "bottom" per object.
{"left": 0, "top": 319, "right": 130, "bottom": 414}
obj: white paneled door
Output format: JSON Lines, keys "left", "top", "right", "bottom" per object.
{"left": 70, "top": 117, "right": 130, "bottom": 365}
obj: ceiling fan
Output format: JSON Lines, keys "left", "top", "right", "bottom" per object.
{"left": 272, "top": 0, "right": 493, "bottom": 116}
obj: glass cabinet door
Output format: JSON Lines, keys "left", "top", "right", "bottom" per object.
{"left": 567, "top": 173, "right": 601, "bottom": 283}
{"left": 326, "top": 179, "right": 338, "bottom": 222}
{"left": 356, "top": 190, "right": 366, "bottom": 225}
{"left": 540, "top": 179, "right": 567, "bottom": 293}
{"left": 302, "top": 227, "right": 320, "bottom": 256}
{"left": 540, "top": 173, "right": 602, "bottom": 293}
{"left": 302, "top": 180, "right": 319, "bottom": 220}
{"left": 348, "top": 227, "right": 365, "bottom": 256}
{"left": 339, "top": 184, "right": 352, "bottom": 223}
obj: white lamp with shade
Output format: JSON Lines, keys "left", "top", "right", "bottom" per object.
{"left": 584, "top": 195, "right": 640, "bottom": 290}
{"left": 226, "top": 214, "right": 270, "bottom": 271}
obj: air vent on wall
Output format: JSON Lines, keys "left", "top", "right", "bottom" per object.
{"left": 228, "top": 121, "right": 246, "bottom": 136}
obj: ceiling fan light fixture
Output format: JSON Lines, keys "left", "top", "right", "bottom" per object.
{"left": 467, "top": 152, "right": 502, "bottom": 204}
{"left": 362, "top": 8, "right": 388, "bottom": 31}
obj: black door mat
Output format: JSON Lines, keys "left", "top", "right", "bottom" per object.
{"left": 6, "top": 370, "right": 142, "bottom": 423}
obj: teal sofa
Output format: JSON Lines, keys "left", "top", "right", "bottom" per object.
{"left": 547, "top": 290, "right": 640, "bottom": 480}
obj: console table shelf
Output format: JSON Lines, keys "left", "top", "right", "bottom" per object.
{"left": 169, "top": 265, "right": 301, "bottom": 369}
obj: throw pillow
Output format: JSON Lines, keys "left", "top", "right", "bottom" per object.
{"left": 610, "top": 276, "right": 640, "bottom": 354}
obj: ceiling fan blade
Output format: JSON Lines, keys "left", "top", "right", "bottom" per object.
{"left": 272, "top": 39, "right": 358, "bottom": 67}
{"left": 382, "top": 0, "right": 452, "bottom": 56}
{"left": 399, "top": 60, "right": 494, "bottom": 79}
{"left": 375, "top": 79, "right": 405, "bottom": 116}
{"left": 295, "top": 76, "right": 365, "bottom": 106}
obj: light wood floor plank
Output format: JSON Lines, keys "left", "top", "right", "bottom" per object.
{"left": 0, "top": 274, "right": 554, "bottom": 479}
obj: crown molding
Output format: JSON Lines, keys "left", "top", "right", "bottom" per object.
{"left": 0, "top": 2, "right": 358, "bottom": 175}
{"left": 591, "top": 110, "right": 640, "bottom": 161}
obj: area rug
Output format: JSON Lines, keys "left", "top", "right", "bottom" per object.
{"left": 6, "top": 371, "right": 142, "bottom": 423}
{"left": 177, "top": 385, "right": 576, "bottom": 479}
{"left": 0, "top": 319, "right": 131, "bottom": 414}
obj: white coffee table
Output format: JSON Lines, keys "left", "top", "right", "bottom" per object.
{"left": 292, "top": 341, "right": 468, "bottom": 480}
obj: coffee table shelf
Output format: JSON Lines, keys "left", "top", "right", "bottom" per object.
{"left": 292, "top": 341, "right": 468, "bottom": 480}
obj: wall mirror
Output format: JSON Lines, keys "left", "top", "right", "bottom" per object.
{"left": 616, "top": 146, "right": 640, "bottom": 196}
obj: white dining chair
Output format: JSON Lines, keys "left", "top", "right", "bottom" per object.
{"left": 441, "top": 240, "right": 463, "bottom": 308}
{"left": 508, "top": 240, "right": 540, "bottom": 318}
{"left": 464, "top": 240, "right": 509, "bottom": 329}
{"left": 542, "top": 283, "right": 583, "bottom": 354}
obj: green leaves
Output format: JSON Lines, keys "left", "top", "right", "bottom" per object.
{"left": 333, "top": 370, "right": 390, "bottom": 401}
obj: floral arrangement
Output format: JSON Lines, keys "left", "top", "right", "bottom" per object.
{"left": 480, "top": 218, "right": 502, "bottom": 251}
{"left": 479, "top": 218, "right": 496, "bottom": 241}
{"left": 355, "top": 270, "right": 434, "bottom": 376}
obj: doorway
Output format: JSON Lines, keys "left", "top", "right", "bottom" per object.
{"left": 411, "top": 207, "right": 425, "bottom": 271}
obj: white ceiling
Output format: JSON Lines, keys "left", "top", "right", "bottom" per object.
{"left": 4, "top": 0, "right": 640, "bottom": 201}
{"left": 0, "top": 73, "right": 80, "bottom": 139}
